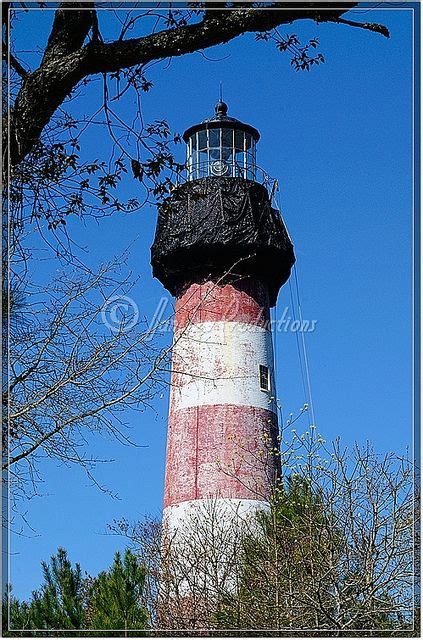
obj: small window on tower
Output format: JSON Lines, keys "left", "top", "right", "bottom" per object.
{"left": 259, "top": 365, "right": 270, "bottom": 392}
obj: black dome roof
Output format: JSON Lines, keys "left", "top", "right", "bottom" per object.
{"left": 183, "top": 101, "right": 260, "bottom": 143}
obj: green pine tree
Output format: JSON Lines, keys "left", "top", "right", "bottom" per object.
{"left": 2, "top": 585, "right": 31, "bottom": 636}
{"left": 28, "top": 547, "right": 84, "bottom": 633}
{"left": 88, "top": 549, "right": 149, "bottom": 636}
{"left": 4, "top": 549, "right": 85, "bottom": 636}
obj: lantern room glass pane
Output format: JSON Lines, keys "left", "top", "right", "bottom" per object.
{"left": 245, "top": 133, "right": 253, "bottom": 150}
{"left": 209, "top": 147, "right": 220, "bottom": 160}
{"left": 234, "top": 130, "right": 244, "bottom": 150}
{"left": 198, "top": 148, "right": 208, "bottom": 177}
{"left": 235, "top": 147, "right": 244, "bottom": 165}
{"left": 209, "top": 129, "right": 220, "bottom": 147}
{"left": 198, "top": 130, "right": 207, "bottom": 150}
{"left": 222, "top": 129, "right": 232, "bottom": 146}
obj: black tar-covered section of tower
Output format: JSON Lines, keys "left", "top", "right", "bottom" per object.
{"left": 150, "top": 102, "right": 295, "bottom": 306}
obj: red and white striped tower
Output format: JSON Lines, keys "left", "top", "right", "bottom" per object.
{"left": 151, "top": 101, "right": 295, "bottom": 538}
{"left": 163, "top": 278, "right": 279, "bottom": 529}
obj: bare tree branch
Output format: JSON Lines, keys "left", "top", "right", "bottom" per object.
{"left": 2, "top": 45, "right": 29, "bottom": 78}
{"left": 329, "top": 16, "right": 390, "bottom": 38}
{"left": 3, "top": 259, "right": 171, "bottom": 501}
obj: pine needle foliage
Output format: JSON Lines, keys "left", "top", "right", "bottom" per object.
{"left": 88, "top": 549, "right": 149, "bottom": 636}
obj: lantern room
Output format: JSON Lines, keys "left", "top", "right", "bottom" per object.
{"left": 183, "top": 101, "right": 260, "bottom": 181}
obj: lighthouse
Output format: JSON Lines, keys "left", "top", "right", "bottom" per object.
{"left": 151, "top": 101, "right": 295, "bottom": 537}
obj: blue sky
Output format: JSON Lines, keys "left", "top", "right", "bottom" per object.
{"left": 8, "top": 4, "right": 415, "bottom": 600}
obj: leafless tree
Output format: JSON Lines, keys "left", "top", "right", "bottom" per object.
{"left": 111, "top": 427, "right": 415, "bottom": 635}
{"left": 111, "top": 499, "right": 249, "bottom": 633}
{"left": 2, "top": 259, "right": 172, "bottom": 506}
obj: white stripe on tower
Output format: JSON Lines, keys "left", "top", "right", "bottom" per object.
{"left": 163, "top": 278, "right": 279, "bottom": 534}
